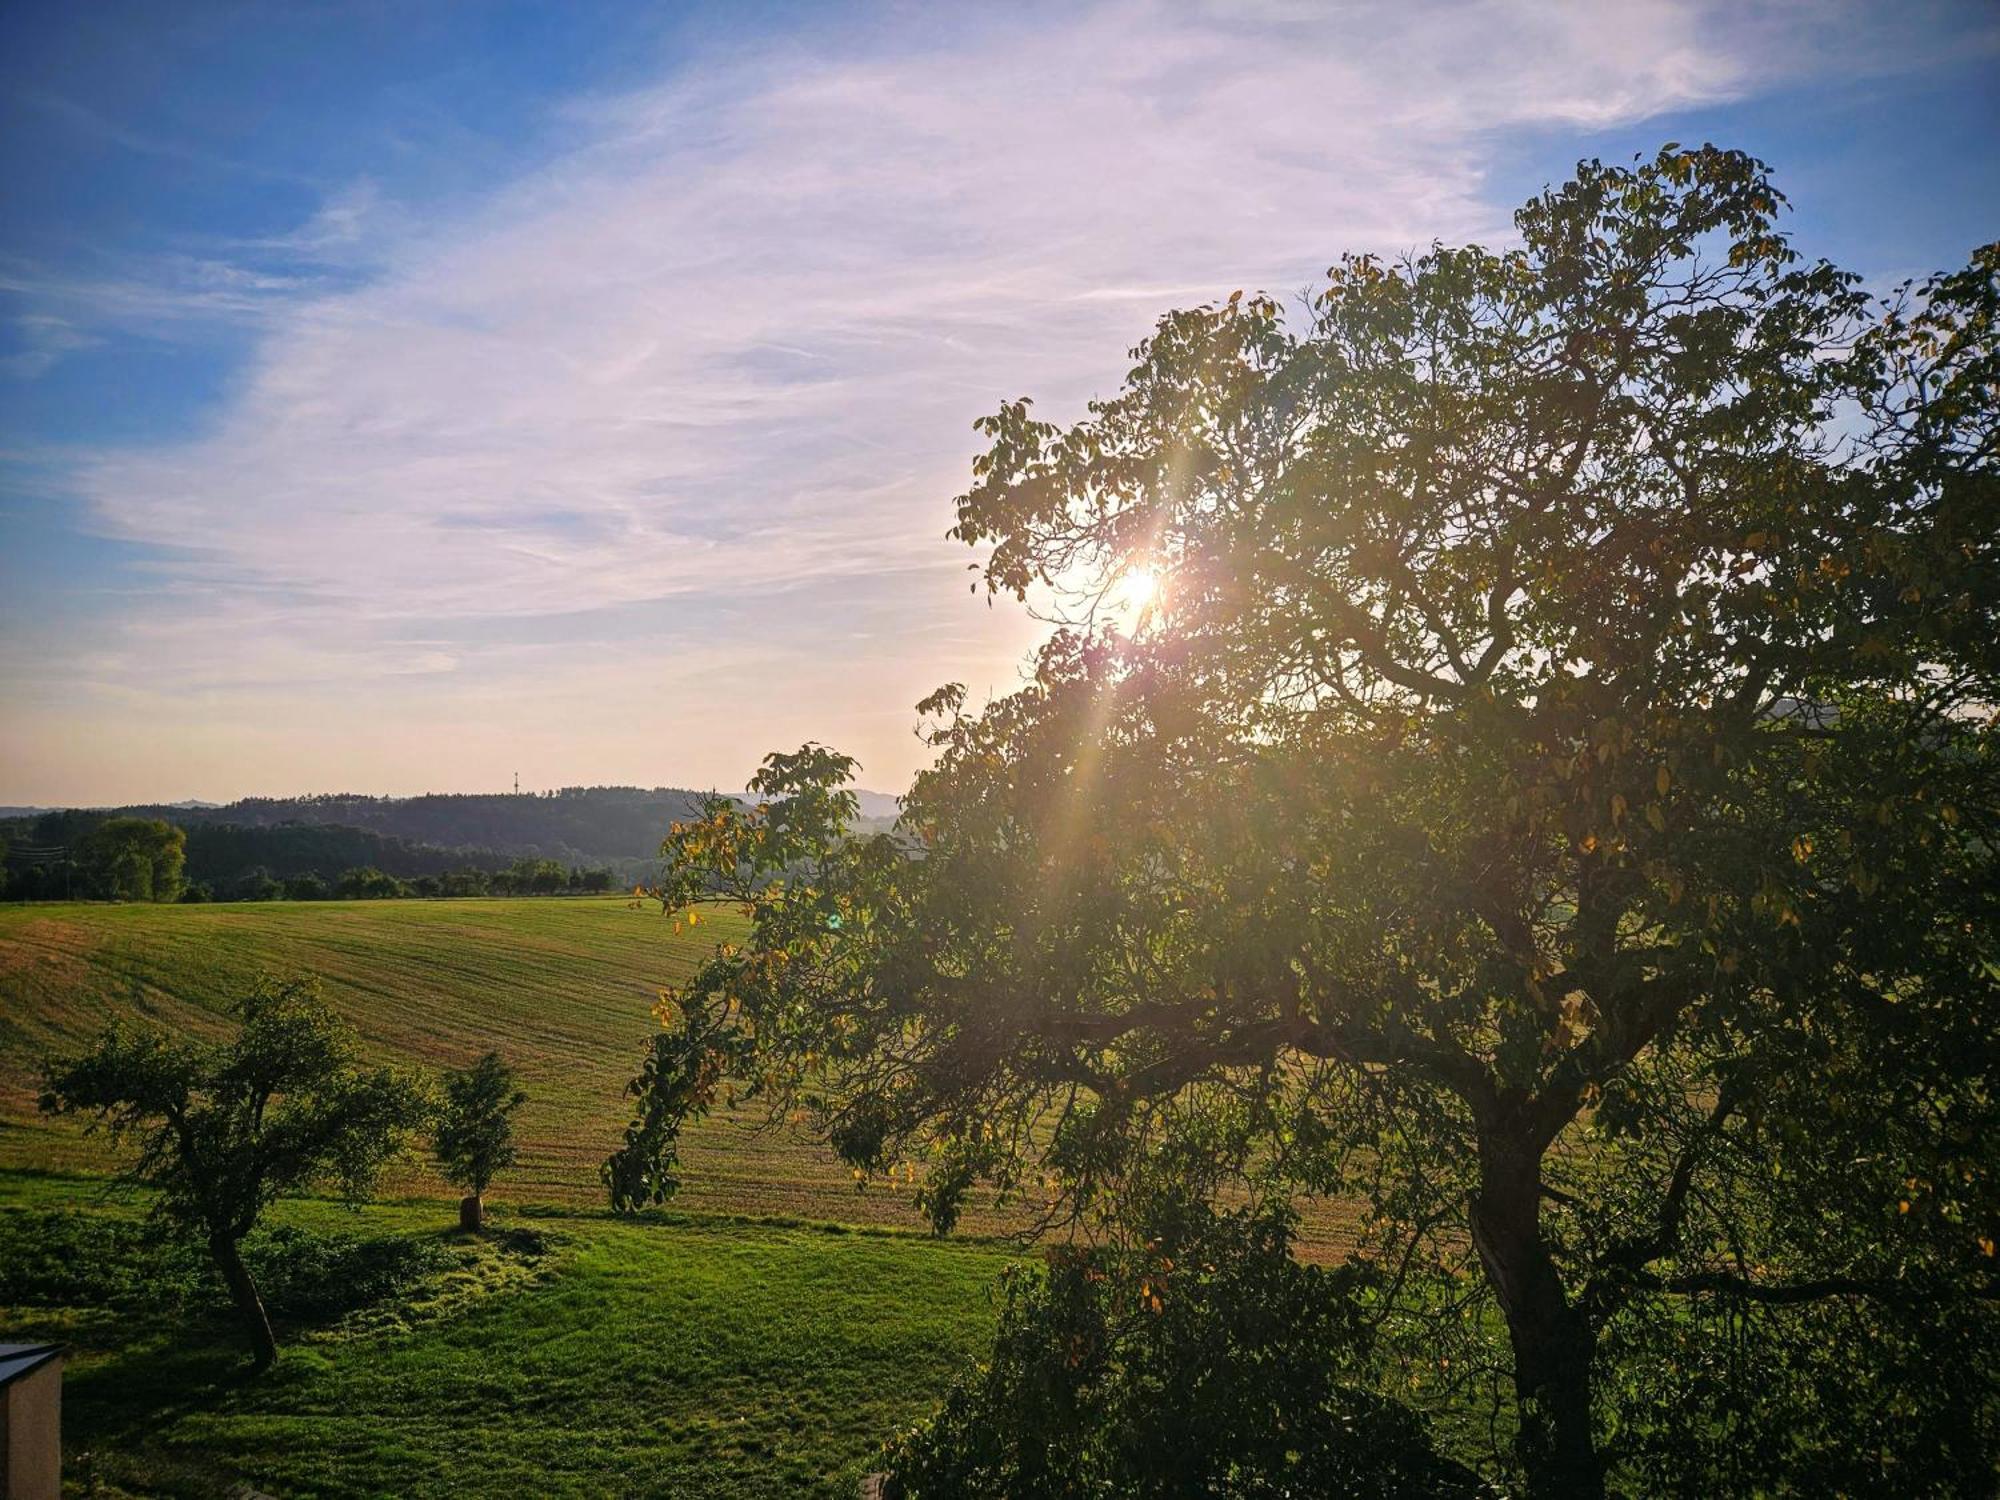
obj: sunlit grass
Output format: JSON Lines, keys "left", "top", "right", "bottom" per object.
{"left": 0, "top": 896, "right": 1367, "bottom": 1254}
{"left": 1, "top": 898, "right": 1016, "bottom": 1230}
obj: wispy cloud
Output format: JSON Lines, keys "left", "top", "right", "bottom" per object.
{"left": 1, "top": 0, "right": 1946, "bottom": 797}
{"left": 14, "top": 88, "right": 323, "bottom": 188}
{"left": 0, "top": 256, "right": 325, "bottom": 338}
{"left": 1, "top": 314, "right": 101, "bottom": 379}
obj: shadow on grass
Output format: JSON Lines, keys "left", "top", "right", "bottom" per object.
{"left": 67, "top": 1317, "right": 264, "bottom": 1445}
{"left": 0, "top": 1205, "right": 555, "bottom": 1491}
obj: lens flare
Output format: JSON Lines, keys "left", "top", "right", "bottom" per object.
{"left": 1116, "top": 568, "right": 1158, "bottom": 618}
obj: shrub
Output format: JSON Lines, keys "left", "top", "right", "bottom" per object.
{"left": 242, "top": 1225, "right": 454, "bottom": 1320}
{"left": 0, "top": 1209, "right": 452, "bottom": 1324}
{"left": 883, "top": 1196, "right": 1486, "bottom": 1498}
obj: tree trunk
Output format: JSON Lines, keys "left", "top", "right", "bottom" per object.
{"left": 209, "top": 1231, "right": 278, "bottom": 1370}
{"left": 460, "top": 1193, "right": 484, "bottom": 1232}
{"left": 1469, "top": 1141, "right": 1602, "bottom": 1499}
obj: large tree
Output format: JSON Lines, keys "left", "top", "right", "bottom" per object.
{"left": 41, "top": 978, "right": 430, "bottom": 1368}
{"left": 609, "top": 148, "right": 1999, "bottom": 1495}
{"left": 78, "top": 815, "right": 186, "bottom": 902}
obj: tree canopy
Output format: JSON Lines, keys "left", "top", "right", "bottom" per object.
{"left": 77, "top": 816, "right": 186, "bottom": 902}
{"left": 883, "top": 1180, "right": 1488, "bottom": 1499}
{"left": 434, "top": 1051, "right": 528, "bottom": 1224}
{"left": 609, "top": 147, "right": 1999, "bottom": 1495}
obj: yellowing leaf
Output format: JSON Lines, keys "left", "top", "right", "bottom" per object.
{"left": 1656, "top": 765, "right": 1673, "bottom": 796}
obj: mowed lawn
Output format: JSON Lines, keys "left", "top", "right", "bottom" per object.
{"left": 0, "top": 896, "right": 997, "bottom": 1231}
{"left": 0, "top": 1172, "right": 1011, "bottom": 1499}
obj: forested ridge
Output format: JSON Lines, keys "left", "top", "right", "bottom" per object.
{"left": 188, "top": 786, "right": 715, "bottom": 860}
{"left": 0, "top": 786, "right": 721, "bottom": 898}
{"left": 0, "top": 786, "right": 904, "bottom": 900}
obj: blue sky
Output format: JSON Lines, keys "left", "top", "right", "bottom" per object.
{"left": 2, "top": 0, "right": 1996, "bottom": 804}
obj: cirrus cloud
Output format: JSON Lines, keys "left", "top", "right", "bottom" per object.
{"left": 6, "top": 0, "right": 1966, "bottom": 799}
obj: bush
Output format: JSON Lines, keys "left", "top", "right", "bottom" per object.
{"left": 0, "top": 1210, "right": 451, "bottom": 1324}
{"left": 243, "top": 1225, "right": 454, "bottom": 1320}
{"left": 0, "top": 1209, "right": 195, "bottom": 1306}
{"left": 883, "top": 1196, "right": 1486, "bottom": 1499}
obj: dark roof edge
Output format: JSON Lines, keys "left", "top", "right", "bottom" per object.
{"left": 0, "top": 1343, "right": 64, "bottom": 1389}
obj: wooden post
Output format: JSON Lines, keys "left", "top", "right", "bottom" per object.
{"left": 460, "top": 1193, "right": 484, "bottom": 1232}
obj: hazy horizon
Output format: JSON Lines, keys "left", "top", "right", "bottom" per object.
{"left": 4, "top": 0, "right": 1996, "bottom": 805}
{"left": 0, "top": 781, "right": 908, "bottom": 813}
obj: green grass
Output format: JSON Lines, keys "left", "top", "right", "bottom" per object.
{"left": 0, "top": 897, "right": 1364, "bottom": 1493}
{"left": 0, "top": 897, "right": 1014, "bottom": 1231}
{"left": 0, "top": 1172, "right": 1010, "bottom": 1498}
{"left": 0, "top": 897, "right": 1362, "bottom": 1250}
{"left": 0, "top": 900, "right": 1032, "bottom": 1494}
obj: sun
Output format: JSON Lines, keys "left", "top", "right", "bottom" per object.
{"left": 1113, "top": 567, "right": 1159, "bottom": 619}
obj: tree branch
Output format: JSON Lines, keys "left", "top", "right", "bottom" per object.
{"left": 1632, "top": 1269, "right": 1885, "bottom": 1306}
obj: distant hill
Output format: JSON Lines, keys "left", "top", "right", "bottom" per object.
{"left": 1, "top": 786, "right": 705, "bottom": 896}
{"left": 19, "top": 785, "right": 707, "bottom": 860}
{"left": 165, "top": 786, "right": 716, "bottom": 866}
{"left": 2, "top": 784, "right": 910, "bottom": 898}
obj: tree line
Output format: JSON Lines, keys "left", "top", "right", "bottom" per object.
{"left": 181, "top": 857, "right": 620, "bottom": 903}
{"left": 101, "top": 784, "right": 715, "bottom": 865}
{"left": 1, "top": 815, "right": 621, "bottom": 903}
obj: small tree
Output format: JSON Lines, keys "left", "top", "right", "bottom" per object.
{"left": 434, "top": 1051, "right": 528, "bottom": 1230}
{"left": 336, "top": 865, "right": 405, "bottom": 899}
{"left": 39, "top": 977, "right": 429, "bottom": 1368}
{"left": 283, "top": 871, "right": 330, "bottom": 901}
{"left": 231, "top": 866, "right": 283, "bottom": 902}
{"left": 506, "top": 856, "right": 567, "bottom": 895}
{"left": 440, "top": 868, "right": 491, "bottom": 897}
